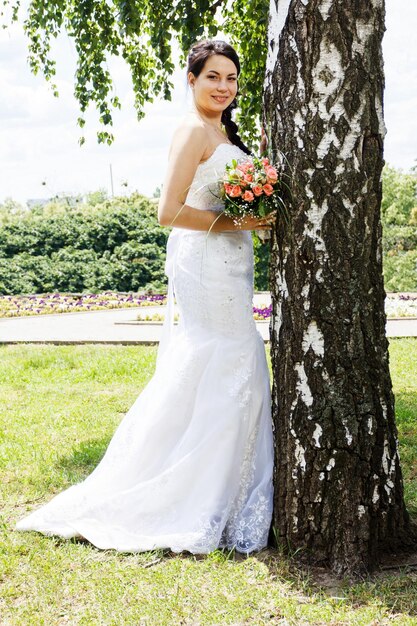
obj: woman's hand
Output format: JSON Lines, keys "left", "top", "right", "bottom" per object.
{"left": 232, "top": 210, "right": 277, "bottom": 232}
{"left": 259, "top": 127, "right": 268, "bottom": 155}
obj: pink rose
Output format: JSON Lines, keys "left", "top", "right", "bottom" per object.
{"left": 238, "top": 161, "right": 252, "bottom": 174}
{"left": 252, "top": 185, "right": 263, "bottom": 196}
{"left": 224, "top": 183, "right": 233, "bottom": 194}
{"left": 265, "top": 166, "right": 278, "bottom": 183}
{"left": 229, "top": 185, "right": 242, "bottom": 197}
{"left": 263, "top": 184, "right": 274, "bottom": 196}
{"left": 243, "top": 190, "right": 255, "bottom": 202}
{"left": 261, "top": 157, "right": 269, "bottom": 166}
{"left": 244, "top": 174, "right": 253, "bottom": 183}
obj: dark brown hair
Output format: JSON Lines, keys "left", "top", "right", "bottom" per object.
{"left": 187, "top": 39, "right": 251, "bottom": 155}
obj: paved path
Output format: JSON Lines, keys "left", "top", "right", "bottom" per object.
{"left": 0, "top": 300, "right": 416, "bottom": 344}
{"left": 0, "top": 306, "right": 269, "bottom": 343}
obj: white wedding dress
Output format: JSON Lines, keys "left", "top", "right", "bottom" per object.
{"left": 15, "top": 142, "right": 274, "bottom": 554}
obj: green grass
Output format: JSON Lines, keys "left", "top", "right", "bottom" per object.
{"left": 1, "top": 340, "right": 416, "bottom": 625}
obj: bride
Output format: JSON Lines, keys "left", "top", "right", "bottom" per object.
{"left": 15, "top": 39, "right": 277, "bottom": 555}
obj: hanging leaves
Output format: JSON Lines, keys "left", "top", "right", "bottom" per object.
{"left": 1, "top": 0, "right": 268, "bottom": 146}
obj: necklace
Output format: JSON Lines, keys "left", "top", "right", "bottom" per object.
{"left": 211, "top": 121, "right": 233, "bottom": 145}
{"left": 189, "top": 110, "right": 232, "bottom": 144}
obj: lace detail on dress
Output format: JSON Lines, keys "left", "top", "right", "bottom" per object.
{"left": 173, "top": 516, "right": 223, "bottom": 554}
{"left": 220, "top": 491, "right": 272, "bottom": 553}
{"left": 219, "top": 418, "right": 273, "bottom": 554}
{"left": 219, "top": 421, "right": 261, "bottom": 552}
{"left": 229, "top": 352, "right": 253, "bottom": 412}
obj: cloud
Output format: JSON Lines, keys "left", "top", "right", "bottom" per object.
{"left": 382, "top": 0, "right": 417, "bottom": 168}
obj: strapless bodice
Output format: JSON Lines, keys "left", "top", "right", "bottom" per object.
{"left": 184, "top": 142, "right": 248, "bottom": 212}
{"left": 160, "top": 141, "right": 253, "bottom": 362}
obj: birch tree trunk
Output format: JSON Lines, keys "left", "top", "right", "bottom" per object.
{"left": 263, "top": 0, "right": 416, "bottom": 575}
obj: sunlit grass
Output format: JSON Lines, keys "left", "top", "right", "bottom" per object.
{"left": 1, "top": 340, "right": 416, "bottom": 625}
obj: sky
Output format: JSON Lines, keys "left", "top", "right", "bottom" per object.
{"left": 0, "top": 0, "right": 416, "bottom": 205}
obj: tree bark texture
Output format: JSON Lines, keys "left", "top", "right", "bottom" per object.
{"left": 263, "top": 0, "right": 416, "bottom": 574}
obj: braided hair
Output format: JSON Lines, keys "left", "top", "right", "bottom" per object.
{"left": 187, "top": 39, "right": 252, "bottom": 156}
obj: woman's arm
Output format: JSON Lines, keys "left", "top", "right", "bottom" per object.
{"left": 157, "top": 124, "right": 275, "bottom": 233}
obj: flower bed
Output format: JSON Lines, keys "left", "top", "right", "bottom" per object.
{"left": 385, "top": 293, "right": 417, "bottom": 318}
{"left": 0, "top": 292, "right": 167, "bottom": 318}
{"left": 253, "top": 304, "right": 272, "bottom": 320}
{"left": 0, "top": 292, "right": 416, "bottom": 321}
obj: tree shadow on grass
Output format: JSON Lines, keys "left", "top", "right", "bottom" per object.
{"left": 149, "top": 544, "right": 416, "bottom": 620}
{"left": 54, "top": 436, "right": 110, "bottom": 485}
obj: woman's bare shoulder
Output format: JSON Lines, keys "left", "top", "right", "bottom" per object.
{"left": 177, "top": 112, "right": 206, "bottom": 131}
{"left": 168, "top": 115, "right": 209, "bottom": 161}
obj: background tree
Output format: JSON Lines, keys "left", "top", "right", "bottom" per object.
{"left": 382, "top": 164, "right": 417, "bottom": 226}
{"left": 0, "top": 0, "right": 268, "bottom": 147}
{"left": 0, "top": 193, "right": 169, "bottom": 294}
{"left": 381, "top": 164, "right": 417, "bottom": 292}
{"left": 2, "top": 0, "right": 416, "bottom": 576}
{"left": 264, "top": 0, "right": 416, "bottom": 574}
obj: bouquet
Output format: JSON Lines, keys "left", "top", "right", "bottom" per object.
{"left": 219, "top": 155, "right": 286, "bottom": 235}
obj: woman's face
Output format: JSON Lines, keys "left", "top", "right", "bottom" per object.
{"left": 188, "top": 54, "right": 238, "bottom": 115}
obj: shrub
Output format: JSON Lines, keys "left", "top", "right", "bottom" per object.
{"left": 0, "top": 193, "right": 169, "bottom": 295}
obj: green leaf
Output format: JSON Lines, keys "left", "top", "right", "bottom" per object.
{"left": 2, "top": 0, "right": 268, "bottom": 145}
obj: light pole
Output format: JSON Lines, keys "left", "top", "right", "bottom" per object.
{"left": 109, "top": 163, "right": 114, "bottom": 197}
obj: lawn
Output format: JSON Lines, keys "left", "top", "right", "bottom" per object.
{"left": 1, "top": 339, "right": 416, "bottom": 625}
